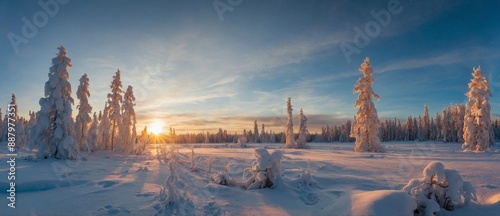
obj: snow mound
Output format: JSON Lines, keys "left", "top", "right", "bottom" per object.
{"left": 403, "top": 161, "right": 476, "bottom": 215}
{"left": 243, "top": 148, "right": 282, "bottom": 189}
{"left": 352, "top": 190, "right": 416, "bottom": 216}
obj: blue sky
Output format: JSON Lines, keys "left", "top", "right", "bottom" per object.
{"left": 0, "top": 0, "right": 499, "bottom": 133}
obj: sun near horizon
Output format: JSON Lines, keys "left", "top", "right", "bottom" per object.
{"left": 149, "top": 119, "right": 165, "bottom": 135}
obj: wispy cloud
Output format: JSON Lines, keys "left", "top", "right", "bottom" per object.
{"left": 208, "top": 76, "right": 238, "bottom": 88}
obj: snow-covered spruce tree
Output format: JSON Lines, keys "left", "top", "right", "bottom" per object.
{"left": 87, "top": 112, "right": 100, "bottom": 152}
{"left": 423, "top": 104, "right": 430, "bottom": 141}
{"left": 260, "top": 123, "right": 267, "bottom": 143}
{"left": 285, "top": 97, "right": 296, "bottom": 148}
{"left": 296, "top": 108, "right": 309, "bottom": 149}
{"left": 108, "top": 69, "right": 123, "bottom": 151}
{"left": 27, "top": 111, "right": 39, "bottom": 150}
{"left": 254, "top": 120, "right": 259, "bottom": 143}
{"left": 30, "top": 46, "right": 79, "bottom": 160}
{"left": 243, "top": 148, "right": 283, "bottom": 189}
{"left": 75, "top": 73, "right": 93, "bottom": 152}
{"left": 15, "top": 117, "right": 28, "bottom": 148}
{"left": 351, "top": 57, "right": 383, "bottom": 152}
{"left": 119, "top": 85, "right": 139, "bottom": 154}
{"left": 99, "top": 103, "right": 111, "bottom": 150}
{"left": 463, "top": 67, "right": 492, "bottom": 151}
{"left": 403, "top": 161, "right": 476, "bottom": 215}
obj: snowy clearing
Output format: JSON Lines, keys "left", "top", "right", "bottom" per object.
{"left": 1, "top": 142, "right": 499, "bottom": 215}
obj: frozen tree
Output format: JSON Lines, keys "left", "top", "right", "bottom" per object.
{"left": 237, "top": 135, "right": 247, "bottom": 147}
{"left": 296, "top": 108, "right": 309, "bottom": 149}
{"left": 139, "top": 126, "right": 150, "bottom": 144}
{"left": 107, "top": 69, "right": 123, "bottom": 151}
{"left": 119, "top": 85, "right": 139, "bottom": 153}
{"left": 243, "top": 148, "right": 283, "bottom": 189}
{"left": 423, "top": 104, "right": 431, "bottom": 141}
{"left": 30, "top": 46, "right": 79, "bottom": 160}
{"left": 454, "top": 104, "right": 465, "bottom": 143}
{"left": 260, "top": 123, "right": 267, "bottom": 143}
{"left": 253, "top": 120, "right": 259, "bottom": 143}
{"left": 463, "top": 67, "right": 492, "bottom": 151}
{"left": 99, "top": 103, "right": 111, "bottom": 150}
{"left": 16, "top": 117, "right": 28, "bottom": 148}
{"left": 285, "top": 97, "right": 296, "bottom": 148}
{"left": 87, "top": 112, "right": 99, "bottom": 152}
{"left": 351, "top": 57, "right": 383, "bottom": 152}
{"left": 75, "top": 73, "right": 93, "bottom": 152}
{"left": 403, "top": 161, "right": 476, "bottom": 215}
{"left": 434, "top": 112, "right": 442, "bottom": 141}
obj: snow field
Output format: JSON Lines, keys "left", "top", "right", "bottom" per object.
{"left": 0, "top": 142, "right": 499, "bottom": 215}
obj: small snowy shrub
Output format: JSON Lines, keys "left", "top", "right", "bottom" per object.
{"left": 212, "top": 161, "right": 233, "bottom": 185}
{"left": 212, "top": 172, "right": 232, "bottom": 186}
{"left": 243, "top": 148, "right": 283, "bottom": 189}
{"left": 299, "top": 159, "right": 314, "bottom": 186}
{"left": 155, "top": 161, "right": 194, "bottom": 215}
{"left": 237, "top": 136, "right": 247, "bottom": 148}
{"left": 403, "top": 161, "right": 476, "bottom": 215}
{"left": 190, "top": 149, "right": 199, "bottom": 171}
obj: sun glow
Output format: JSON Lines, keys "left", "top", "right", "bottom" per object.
{"left": 150, "top": 119, "right": 165, "bottom": 135}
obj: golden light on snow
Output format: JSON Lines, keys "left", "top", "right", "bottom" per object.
{"left": 150, "top": 119, "right": 165, "bottom": 135}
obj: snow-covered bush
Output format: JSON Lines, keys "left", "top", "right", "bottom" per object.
{"left": 155, "top": 161, "right": 194, "bottom": 215}
{"left": 403, "top": 161, "right": 476, "bottom": 215}
{"left": 237, "top": 135, "right": 247, "bottom": 148}
{"left": 190, "top": 148, "right": 199, "bottom": 171}
{"left": 212, "top": 161, "right": 233, "bottom": 186}
{"left": 243, "top": 148, "right": 283, "bottom": 189}
{"left": 299, "top": 159, "right": 314, "bottom": 186}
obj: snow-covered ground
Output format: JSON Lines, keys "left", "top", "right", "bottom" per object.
{"left": 1, "top": 142, "right": 499, "bottom": 215}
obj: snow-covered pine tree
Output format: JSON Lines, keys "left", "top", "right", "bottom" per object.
{"left": 99, "top": 103, "right": 111, "bottom": 150}
{"left": 352, "top": 57, "right": 383, "bottom": 152}
{"left": 253, "top": 120, "right": 259, "bottom": 143}
{"left": 423, "top": 104, "right": 430, "bottom": 141}
{"left": 120, "top": 85, "right": 138, "bottom": 153}
{"left": 87, "top": 112, "right": 99, "bottom": 152}
{"left": 296, "top": 108, "right": 309, "bottom": 149}
{"left": 15, "top": 117, "right": 28, "bottom": 149}
{"left": 404, "top": 116, "right": 412, "bottom": 141}
{"left": 285, "top": 97, "right": 296, "bottom": 148}
{"left": 454, "top": 104, "right": 465, "bottom": 143}
{"left": 463, "top": 67, "right": 492, "bottom": 151}
{"left": 260, "top": 123, "right": 267, "bottom": 143}
{"left": 75, "top": 73, "right": 93, "bottom": 152}
{"left": 435, "top": 112, "right": 442, "bottom": 141}
{"left": 30, "top": 46, "right": 79, "bottom": 159}
{"left": 108, "top": 69, "right": 123, "bottom": 151}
